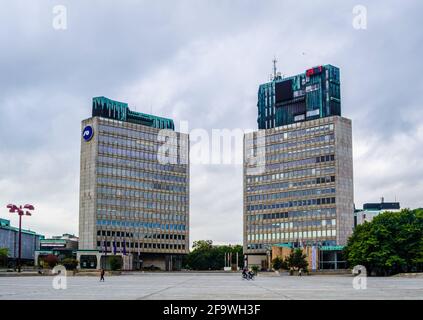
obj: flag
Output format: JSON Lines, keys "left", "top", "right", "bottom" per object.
{"left": 113, "top": 239, "right": 117, "bottom": 255}
{"left": 123, "top": 238, "right": 127, "bottom": 255}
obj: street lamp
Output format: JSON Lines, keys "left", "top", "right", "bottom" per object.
{"left": 7, "top": 204, "right": 35, "bottom": 272}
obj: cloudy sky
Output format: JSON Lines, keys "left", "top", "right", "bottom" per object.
{"left": 1, "top": 0, "right": 422, "bottom": 245}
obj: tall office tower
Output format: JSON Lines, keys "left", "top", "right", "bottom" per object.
{"left": 257, "top": 65, "right": 341, "bottom": 130}
{"left": 244, "top": 65, "right": 353, "bottom": 268}
{"left": 78, "top": 97, "right": 189, "bottom": 271}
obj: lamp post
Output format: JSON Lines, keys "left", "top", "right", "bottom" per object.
{"left": 7, "top": 204, "right": 35, "bottom": 273}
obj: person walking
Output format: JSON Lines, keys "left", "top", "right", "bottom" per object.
{"left": 100, "top": 269, "right": 105, "bottom": 282}
{"left": 298, "top": 268, "right": 302, "bottom": 277}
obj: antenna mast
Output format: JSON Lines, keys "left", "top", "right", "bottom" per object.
{"left": 272, "top": 56, "right": 278, "bottom": 79}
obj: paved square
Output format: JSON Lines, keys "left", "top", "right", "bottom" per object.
{"left": 0, "top": 273, "right": 422, "bottom": 300}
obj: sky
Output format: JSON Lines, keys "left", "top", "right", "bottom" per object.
{"left": 1, "top": 0, "right": 422, "bottom": 245}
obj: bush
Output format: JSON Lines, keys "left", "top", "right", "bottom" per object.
{"left": 272, "top": 256, "right": 283, "bottom": 270}
{"left": 251, "top": 265, "right": 259, "bottom": 274}
{"left": 109, "top": 256, "right": 122, "bottom": 271}
{"left": 0, "top": 248, "right": 8, "bottom": 267}
{"left": 285, "top": 249, "right": 308, "bottom": 273}
{"left": 62, "top": 258, "right": 78, "bottom": 270}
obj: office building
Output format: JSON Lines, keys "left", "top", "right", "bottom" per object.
{"left": 244, "top": 65, "right": 353, "bottom": 269}
{"left": 354, "top": 198, "right": 400, "bottom": 227}
{"left": 0, "top": 218, "right": 44, "bottom": 267}
{"left": 78, "top": 97, "right": 189, "bottom": 271}
{"left": 35, "top": 233, "right": 79, "bottom": 266}
{"left": 257, "top": 64, "right": 341, "bottom": 129}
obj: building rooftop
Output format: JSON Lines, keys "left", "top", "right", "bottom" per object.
{"left": 92, "top": 96, "right": 175, "bottom": 130}
{"left": 0, "top": 218, "right": 44, "bottom": 238}
{"left": 363, "top": 202, "right": 400, "bottom": 211}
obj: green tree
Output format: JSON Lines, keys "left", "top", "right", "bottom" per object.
{"left": 272, "top": 256, "right": 284, "bottom": 270}
{"left": 183, "top": 241, "right": 244, "bottom": 270}
{"left": 62, "top": 258, "right": 78, "bottom": 270}
{"left": 344, "top": 209, "right": 423, "bottom": 276}
{"left": 0, "top": 248, "right": 8, "bottom": 267}
{"left": 285, "top": 249, "right": 308, "bottom": 272}
{"left": 109, "top": 256, "right": 122, "bottom": 271}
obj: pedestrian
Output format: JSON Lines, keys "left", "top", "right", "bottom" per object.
{"left": 298, "top": 268, "right": 302, "bottom": 277}
{"left": 100, "top": 268, "right": 105, "bottom": 282}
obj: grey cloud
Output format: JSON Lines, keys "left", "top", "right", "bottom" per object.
{"left": 1, "top": 0, "right": 422, "bottom": 242}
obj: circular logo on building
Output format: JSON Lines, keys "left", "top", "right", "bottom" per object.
{"left": 82, "top": 125, "right": 94, "bottom": 141}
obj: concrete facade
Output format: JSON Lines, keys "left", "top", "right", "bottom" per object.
{"left": 243, "top": 116, "right": 354, "bottom": 259}
{"left": 79, "top": 115, "right": 189, "bottom": 270}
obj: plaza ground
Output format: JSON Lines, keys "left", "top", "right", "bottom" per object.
{"left": 0, "top": 272, "right": 422, "bottom": 300}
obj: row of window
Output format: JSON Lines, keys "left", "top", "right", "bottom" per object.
{"left": 96, "top": 219, "right": 187, "bottom": 231}
{"left": 247, "top": 229, "right": 337, "bottom": 243}
{"left": 97, "top": 241, "right": 186, "bottom": 250}
{"left": 246, "top": 187, "right": 335, "bottom": 203}
{"left": 246, "top": 175, "right": 335, "bottom": 193}
{"left": 99, "top": 124, "right": 177, "bottom": 143}
{"left": 247, "top": 219, "right": 336, "bottom": 233}
{"left": 247, "top": 197, "right": 336, "bottom": 212}
{"left": 98, "top": 134, "right": 186, "bottom": 155}
{"left": 247, "top": 239, "right": 337, "bottom": 251}
{"left": 99, "top": 144, "right": 187, "bottom": 165}
{"left": 246, "top": 166, "right": 335, "bottom": 184}
{"left": 96, "top": 208, "right": 187, "bottom": 222}
{"left": 98, "top": 155, "right": 187, "bottom": 174}
{"left": 265, "top": 154, "right": 335, "bottom": 172}
{"left": 256, "top": 123, "right": 334, "bottom": 145}
{"left": 247, "top": 208, "right": 336, "bottom": 221}
{"left": 96, "top": 198, "right": 187, "bottom": 213}
{"left": 96, "top": 230, "right": 186, "bottom": 240}
{"left": 246, "top": 132, "right": 334, "bottom": 154}
{"left": 97, "top": 176, "right": 187, "bottom": 193}
{"left": 264, "top": 134, "right": 334, "bottom": 153}
{"left": 263, "top": 145, "right": 335, "bottom": 164}
{"left": 96, "top": 166, "right": 186, "bottom": 184}
{"left": 97, "top": 186, "right": 187, "bottom": 203}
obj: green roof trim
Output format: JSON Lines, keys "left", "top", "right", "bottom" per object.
{"left": 92, "top": 96, "right": 175, "bottom": 130}
{"left": 0, "top": 218, "right": 44, "bottom": 238}
{"left": 40, "top": 239, "right": 67, "bottom": 243}
{"left": 273, "top": 243, "right": 293, "bottom": 248}
{"left": 320, "top": 245, "right": 344, "bottom": 251}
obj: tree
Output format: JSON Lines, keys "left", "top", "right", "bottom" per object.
{"left": 44, "top": 254, "right": 59, "bottom": 269}
{"left": 285, "top": 249, "right": 308, "bottom": 272}
{"left": 109, "top": 256, "right": 122, "bottom": 271}
{"left": 0, "top": 248, "right": 8, "bottom": 267}
{"left": 183, "top": 241, "right": 244, "bottom": 270}
{"left": 344, "top": 209, "right": 423, "bottom": 276}
{"left": 62, "top": 258, "right": 78, "bottom": 270}
{"left": 272, "top": 256, "right": 284, "bottom": 270}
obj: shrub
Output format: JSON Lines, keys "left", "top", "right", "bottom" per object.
{"left": 272, "top": 256, "right": 283, "bottom": 270}
{"left": 109, "top": 256, "right": 122, "bottom": 271}
{"left": 251, "top": 265, "right": 259, "bottom": 274}
{"left": 0, "top": 248, "right": 8, "bottom": 267}
{"left": 62, "top": 258, "right": 78, "bottom": 270}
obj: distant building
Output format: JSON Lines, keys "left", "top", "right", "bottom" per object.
{"left": 35, "top": 233, "right": 79, "bottom": 266}
{"left": 0, "top": 218, "right": 44, "bottom": 266}
{"left": 354, "top": 198, "right": 401, "bottom": 227}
